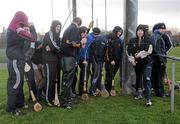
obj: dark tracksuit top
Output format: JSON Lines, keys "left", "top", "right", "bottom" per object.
{"left": 151, "top": 30, "right": 166, "bottom": 97}
{"left": 105, "top": 35, "right": 123, "bottom": 92}
{"left": 42, "top": 31, "right": 60, "bottom": 103}
{"left": 6, "top": 26, "right": 36, "bottom": 112}
{"left": 61, "top": 23, "right": 81, "bottom": 58}
{"left": 89, "top": 35, "right": 107, "bottom": 93}
{"left": 61, "top": 23, "right": 81, "bottom": 102}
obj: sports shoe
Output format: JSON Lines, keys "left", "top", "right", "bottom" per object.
{"left": 146, "top": 100, "right": 152, "bottom": 106}
{"left": 23, "top": 104, "right": 29, "bottom": 109}
{"left": 47, "top": 102, "right": 53, "bottom": 107}
{"left": 134, "top": 94, "right": 143, "bottom": 100}
{"left": 11, "top": 109, "right": 25, "bottom": 116}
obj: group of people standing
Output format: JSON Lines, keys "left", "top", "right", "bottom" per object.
{"left": 6, "top": 11, "right": 172, "bottom": 116}
{"left": 127, "top": 23, "right": 172, "bottom": 106}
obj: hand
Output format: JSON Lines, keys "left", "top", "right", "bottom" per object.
{"left": 83, "top": 60, "right": 88, "bottom": 65}
{"left": 131, "top": 61, "right": 137, "bottom": 66}
{"left": 135, "top": 53, "right": 140, "bottom": 59}
{"left": 72, "top": 42, "right": 81, "bottom": 48}
{"left": 46, "top": 45, "right": 51, "bottom": 51}
{"left": 88, "top": 21, "right": 94, "bottom": 29}
{"left": 128, "top": 56, "right": 136, "bottom": 66}
{"left": 111, "top": 60, "right": 115, "bottom": 65}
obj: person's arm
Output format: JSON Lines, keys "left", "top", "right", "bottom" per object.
{"left": 68, "top": 28, "right": 82, "bottom": 47}
{"left": 16, "top": 26, "right": 36, "bottom": 41}
{"left": 162, "top": 33, "right": 173, "bottom": 54}
{"left": 155, "top": 37, "right": 166, "bottom": 63}
{"left": 126, "top": 39, "right": 136, "bottom": 66}
{"left": 43, "top": 32, "right": 60, "bottom": 52}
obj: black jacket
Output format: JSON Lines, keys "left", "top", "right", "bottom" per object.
{"left": 42, "top": 32, "right": 60, "bottom": 62}
{"left": 151, "top": 31, "right": 166, "bottom": 63}
{"left": 61, "top": 23, "right": 81, "bottom": 57}
{"left": 6, "top": 26, "right": 36, "bottom": 60}
{"left": 127, "top": 36, "right": 152, "bottom": 63}
{"left": 106, "top": 33, "right": 123, "bottom": 62}
{"left": 89, "top": 35, "right": 107, "bottom": 62}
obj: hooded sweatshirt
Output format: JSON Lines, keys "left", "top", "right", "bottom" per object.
{"left": 6, "top": 11, "right": 36, "bottom": 60}
{"left": 42, "top": 20, "right": 61, "bottom": 62}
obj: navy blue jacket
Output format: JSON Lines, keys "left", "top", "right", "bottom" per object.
{"left": 89, "top": 35, "right": 107, "bottom": 62}
{"left": 61, "top": 23, "right": 81, "bottom": 57}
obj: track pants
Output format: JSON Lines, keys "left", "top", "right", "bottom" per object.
{"left": 6, "top": 59, "right": 25, "bottom": 112}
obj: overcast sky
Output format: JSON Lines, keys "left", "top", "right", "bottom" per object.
{"left": 0, "top": 0, "right": 180, "bottom": 34}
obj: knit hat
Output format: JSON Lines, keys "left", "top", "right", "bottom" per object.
{"left": 153, "top": 23, "right": 166, "bottom": 32}
{"left": 92, "top": 27, "right": 101, "bottom": 35}
{"left": 156, "top": 23, "right": 166, "bottom": 30}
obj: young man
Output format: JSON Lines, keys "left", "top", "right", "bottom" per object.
{"left": 151, "top": 23, "right": 167, "bottom": 97}
{"left": 42, "top": 20, "right": 62, "bottom": 106}
{"left": 6, "top": 11, "right": 36, "bottom": 115}
{"left": 89, "top": 28, "right": 107, "bottom": 96}
{"left": 60, "top": 17, "right": 84, "bottom": 109}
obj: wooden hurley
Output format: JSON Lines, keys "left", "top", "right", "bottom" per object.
{"left": 54, "top": 83, "right": 60, "bottom": 106}
{"left": 81, "top": 63, "right": 89, "bottom": 101}
{"left": 100, "top": 66, "right": 109, "bottom": 98}
{"left": 30, "top": 90, "right": 42, "bottom": 112}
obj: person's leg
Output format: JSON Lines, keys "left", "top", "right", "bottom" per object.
{"left": 46, "top": 61, "right": 58, "bottom": 104}
{"left": 89, "top": 57, "right": 98, "bottom": 94}
{"left": 6, "top": 59, "right": 25, "bottom": 115}
{"left": 61, "top": 57, "right": 76, "bottom": 107}
{"left": 105, "top": 62, "right": 112, "bottom": 93}
{"left": 159, "top": 64, "right": 165, "bottom": 96}
{"left": 78, "top": 61, "right": 84, "bottom": 96}
{"left": 72, "top": 67, "right": 78, "bottom": 95}
{"left": 143, "top": 62, "right": 153, "bottom": 106}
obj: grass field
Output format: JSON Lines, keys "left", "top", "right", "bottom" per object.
{"left": 0, "top": 47, "right": 180, "bottom": 124}
{"left": 0, "top": 49, "right": 6, "bottom": 63}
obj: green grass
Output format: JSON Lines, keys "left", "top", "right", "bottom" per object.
{"left": 0, "top": 47, "right": 180, "bottom": 124}
{"left": 0, "top": 49, "right": 7, "bottom": 63}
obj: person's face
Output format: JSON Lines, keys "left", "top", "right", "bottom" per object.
{"left": 159, "top": 28, "right": 166, "bottom": 34}
{"left": 117, "top": 31, "right": 122, "bottom": 38}
{"left": 137, "top": 29, "right": 144, "bottom": 38}
{"left": 81, "top": 31, "right": 87, "bottom": 38}
{"left": 23, "top": 26, "right": 30, "bottom": 32}
{"left": 55, "top": 24, "right": 61, "bottom": 33}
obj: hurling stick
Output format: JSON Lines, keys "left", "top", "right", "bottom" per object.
{"left": 100, "top": 66, "right": 109, "bottom": 98}
{"left": 81, "top": 63, "right": 89, "bottom": 101}
{"left": 30, "top": 90, "right": 42, "bottom": 112}
{"left": 54, "top": 83, "right": 60, "bottom": 106}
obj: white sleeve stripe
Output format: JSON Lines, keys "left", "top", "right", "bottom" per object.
{"left": 49, "top": 31, "right": 60, "bottom": 50}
